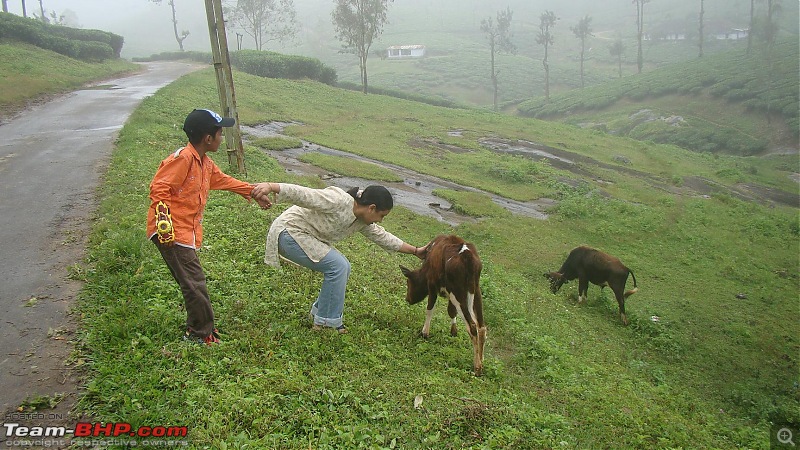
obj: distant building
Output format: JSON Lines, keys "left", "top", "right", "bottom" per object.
{"left": 387, "top": 45, "right": 425, "bottom": 59}
{"left": 713, "top": 28, "right": 749, "bottom": 40}
{"left": 705, "top": 18, "right": 750, "bottom": 40}
{"left": 644, "top": 17, "right": 749, "bottom": 42}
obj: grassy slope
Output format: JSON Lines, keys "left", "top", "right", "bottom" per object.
{"left": 73, "top": 69, "right": 798, "bottom": 449}
{"left": 297, "top": 0, "right": 799, "bottom": 156}
{"left": 0, "top": 40, "right": 138, "bottom": 120}
{"left": 314, "top": 0, "right": 800, "bottom": 108}
{"left": 515, "top": 39, "right": 800, "bottom": 154}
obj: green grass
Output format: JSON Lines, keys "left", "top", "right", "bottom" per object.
{"left": 432, "top": 189, "right": 510, "bottom": 218}
{"left": 516, "top": 39, "right": 800, "bottom": 154}
{"left": 298, "top": 153, "right": 404, "bottom": 182}
{"left": 248, "top": 136, "right": 303, "bottom": 151}
{"left": 0, "top": 39, "right": 137, "bottom": 117}
{"left": 69, "top": 69, "right": 799, "bottom": 449}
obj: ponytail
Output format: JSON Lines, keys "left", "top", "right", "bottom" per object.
{"left": 347, "top": 185, "right": 393, "bottom": 211}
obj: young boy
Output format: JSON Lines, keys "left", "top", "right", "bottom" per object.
{"left": 147, "top": 109, "right": 259, "bottom": 345}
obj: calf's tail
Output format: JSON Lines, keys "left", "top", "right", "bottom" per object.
{"left": 624, "top": 270, "right": 638, "bottom": 298}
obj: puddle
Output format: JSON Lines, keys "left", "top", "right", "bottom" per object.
{"left": 241, "top": 123, "right": 550, "bottom": 225}
{"left": 479, "top": 138, "right": 574, "bottom": 165}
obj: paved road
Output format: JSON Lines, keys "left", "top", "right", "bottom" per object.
{"left": 0, "top": 61, "right": 201, "bottom": 424}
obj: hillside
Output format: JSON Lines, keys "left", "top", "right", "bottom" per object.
{"left": 298, "top": 0, "right": 799, "bottom": 112}
{"left": 72, "top": 68, "right": 799, "bottom": 448}
{"left": 516, "top": 38, "right": 799, "bottom": 156}
{"left": 0, "top": 39, "right": 137, "bottom": 123}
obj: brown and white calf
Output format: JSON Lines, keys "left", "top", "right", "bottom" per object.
{"left": 400, "top": 235, "right": 487, "bottom": 376}
{"left": 544, "top": 246, "right": 638, "bottom": 325}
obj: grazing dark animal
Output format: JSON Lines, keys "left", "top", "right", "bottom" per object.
{"left": 544, "top": 246, "right": 638, "bottom": 325}
{"left": 400, "top": 235, "right": 486, "bottom": 376}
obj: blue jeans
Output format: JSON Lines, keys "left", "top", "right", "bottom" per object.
{"left": 278, "top": 230, "right": 350, "bottom": 328}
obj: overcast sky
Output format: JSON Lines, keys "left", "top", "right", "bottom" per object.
{"left": 8, "top": 0, "right": 153, "bottom": 28}
{"left": 5, "top": 0, "right": 208, "bottom": 57}
{"left": 6, "top": 0, "right": 154, "bottom": 28}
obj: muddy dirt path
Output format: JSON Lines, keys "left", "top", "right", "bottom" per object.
{"left": 242, "top": 123, "right": 553, "bottom": 225}
{"left": 0, "top": 61, "right": 202, "bottom": 444}
{"left": 481, "top": 137, "right": 799, "bottom": 208}
{"left": 246, "top": 124, "right": 798, "bottom": 218}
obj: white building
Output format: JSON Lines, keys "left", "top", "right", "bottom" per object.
{"left": 387, "top": 45, "right": 425, "bottom": 59}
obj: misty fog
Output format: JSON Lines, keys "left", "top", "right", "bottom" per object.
{"left": 12, "top": 0, "right": 796, "bottom": 59}
{"left": 6, "top": 0, "right": 796, "bottom": 111}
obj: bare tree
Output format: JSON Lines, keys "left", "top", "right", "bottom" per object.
{"left": 230, "top": 0, "right": 298, "bottom": 51}
{"left": 571, "top": 15, "right": 592, "bottom": 88}
{"left": 763, "top": 0, "right": 782, "bottom": 123}
{"left": 2, "top": 1, "right": 7, "bottom": 13}
{"left": 37, "top": 0, "right": 43, "bottom": 22}
{"left": 47, "top": 10, "right": 66, "bottom": 25}
{"left": 536, "top": 10, "right": 557, "bottom": 101}
{"left": 698, "top": 0, "right": 704, "bottom": 57}
{"left": 609, "top": 39, "right": 625, "bottom": 79}
{"left": 632, "top": 0, "right": 649, "bottom": 74}
{"left": 747, "top": 0, "right": 755, "bottom": 54}
{"left": 764, "top": 0, "right": 781, "bottom": 47}
{"left": 480, "top": 7, "right": 515, "bottom": 111}
{"left": 20, "top": 0, "right": 26, "bottom": 18}
{"left": 149, "top": 0, "right": 189, "bottom": 51}
{"left": 332, "top": 0, "right": 393, "bottom": 94}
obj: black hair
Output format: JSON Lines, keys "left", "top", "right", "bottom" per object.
{"left": 186, "top": 126, "right": 221, "bottom": 146}
{"left": 347, "top": 185, "right": 393, "bottom": 211}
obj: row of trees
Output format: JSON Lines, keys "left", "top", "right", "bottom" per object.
{"left": 147, "top": 0, "right": 298, "bottom": 53}
{"left": 1, "top": 0, "right": 64, "bottom": 25}
{"left": 483, "top": 0, "right": 785, "bottom": 110}
{"left": 213, "top": 0, "right": 784, "bottom": 109}
{"left": 146, "top": 0, "right": 389, "bottom": 95}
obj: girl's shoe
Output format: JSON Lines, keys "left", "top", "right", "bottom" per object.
{"left": 312, "top": 324, "right": 348, "bottom": 334}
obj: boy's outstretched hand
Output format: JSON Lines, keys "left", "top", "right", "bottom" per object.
{"left": 251, "top": 183, "right": 277, "bottom": 210}
{"left": 252, "top": 192, "right": 272, "bottom": 209}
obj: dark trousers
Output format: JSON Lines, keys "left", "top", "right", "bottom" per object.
{"left": 152, "top": 237, "right": 215, "bottom": 338}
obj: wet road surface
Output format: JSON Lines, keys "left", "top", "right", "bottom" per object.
{"left": 0, "top": 61, "right": 202, "bottom": 428}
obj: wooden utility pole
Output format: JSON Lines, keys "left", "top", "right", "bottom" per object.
{"left": 204, "top": 0, "right": 246, "bottom": 174}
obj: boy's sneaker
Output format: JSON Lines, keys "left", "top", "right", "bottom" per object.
{"left": 183, "top": 328, "right": 220, "bottom": 345}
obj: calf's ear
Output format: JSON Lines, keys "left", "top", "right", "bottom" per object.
{"left": 400, "top": 265, "right": 412, "bottom": 277}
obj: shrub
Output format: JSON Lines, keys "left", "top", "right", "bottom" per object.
{"left": 132, "top": 51, "right": 212, "bottom": 64}
{"left": 230, "top": 50, "right": 337, "bottom": 85}
{"left": 76, "top": 40, "right": 114, "bottom": 62}
{"left": 336, "top": 81, "right": 466, "bottom": 109}
{"left": 47, "top": 25, "right": 123, "bottom": 57}
{"left": 0, "top": 12, "right": 122, "bottom": 61}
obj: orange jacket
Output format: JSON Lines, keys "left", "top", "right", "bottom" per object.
{"left": 147, "top": 143, "right": 253, "bottom": 249}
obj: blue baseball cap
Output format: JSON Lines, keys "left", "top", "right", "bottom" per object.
{"left": 183, "top": 109, "right": 235, "bottom": 136}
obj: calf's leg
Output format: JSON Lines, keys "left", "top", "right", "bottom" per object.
{"left": 474, "top": 325, "right": 487, "bottom": 376}
{"left": 577, "top": 277, "right": 589, "bottom": 303}
{"left": 447, "top": 301, "right": 458, "bottom": 337}
{"left": 450, "top": 291, "right": 485, "bottom": 376}
{"left": 612, "top": 285, "right": 629, "bottom": 326}
{"left": 421, "top": 293, "right": 437, "bottom": 337}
